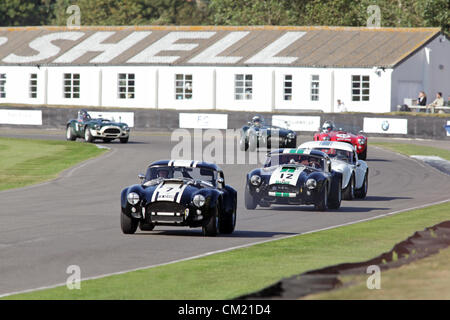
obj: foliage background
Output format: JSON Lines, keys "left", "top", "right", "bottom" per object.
{"left": 0, "top": 0, "right": 448, "bottom": 36}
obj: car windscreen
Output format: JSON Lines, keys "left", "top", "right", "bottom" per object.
{"left": 313, "top": 148, "right": 353, "bottom": 164}
{"left": 264, "top": 154, "right": 325, "bottom": 170}
{"left": 146, "top": 166, "right": 217, "bottom": 186}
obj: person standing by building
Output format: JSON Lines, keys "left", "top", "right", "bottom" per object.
{"left": 336, "top": 99, "right": 347, "bottom": 112}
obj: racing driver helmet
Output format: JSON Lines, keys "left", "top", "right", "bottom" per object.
{"left": 322, "top": 121, "right": 334, "bottom": 133}
{"left": 252, "top": 115, "right": 264, "bottom": 126}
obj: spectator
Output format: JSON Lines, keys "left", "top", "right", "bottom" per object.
{"left": 336, "top": 99, "right": 347, "bottom": 112}
{"left": 417, "top": 91, "right": 427, "bottom": 106}
{"left": 426, "top": 92, "right": 444, "bottom": 113}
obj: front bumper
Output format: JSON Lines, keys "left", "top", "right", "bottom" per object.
{"left": 250, "top": 184, "right": 321, "bottom": 205}
{"left": 125, "top": 201, "right": 209, "bottom": 227}
{"left": 91, "top": 126, "right": 129, "bottom": 139}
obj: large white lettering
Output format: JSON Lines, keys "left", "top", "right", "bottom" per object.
{"left": 3, "top": 32, "right": 84, "bottom": 63}
{"left": 54, "top": 31, "right": 151, "bottom": 63}
{"left": 128, "top": 32, "right": 215, "bottom": 64}
{"left": 0, "top": 37, "right": 7, "bottom": 47}
{"left": 245, "top": 32, "right": 305, "bottom": 64}
{"left": 188, "top": 32, "right": 249, "bottom": 64}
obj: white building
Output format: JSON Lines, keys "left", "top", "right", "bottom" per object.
{"left": 0, "top": 26, "right": 448, "bottom": 113}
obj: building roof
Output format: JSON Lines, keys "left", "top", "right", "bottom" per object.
{"left": 0, "top": 26, "right": 441, "bottom": 68}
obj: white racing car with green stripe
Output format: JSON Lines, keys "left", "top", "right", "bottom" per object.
{"left": 245, "top": 148, "right": 343, "bottom": 211}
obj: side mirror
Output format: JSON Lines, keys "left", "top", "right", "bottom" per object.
{"left": 356, "top": 162, "right": 361, "bottom": 167}
{"left": 217, "top": 177, "right": 224, "bottom": 188}
{"left": 138, "top": 174, "right": 145, "bottom": 182}
{"left": 248, "top": 121, "right": 252, "bottom": 126}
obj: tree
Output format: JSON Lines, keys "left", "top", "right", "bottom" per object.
{"left": 51, "top": 0, "right": 211, "bottom": 26}
{"left": 0, "top": 0, "right": 55, "bottom": 26}
{"left": 209, "top": 0, "right": 299, "bottom": 25}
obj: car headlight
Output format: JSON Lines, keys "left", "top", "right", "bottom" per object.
{"left": 287, "top": 132, "right": 296, "bottom": 139}
{"left": 93, "top": 124, "right": 100, "bottom": 130}
{"left": 358, "top": 138, "right": 366, "bottom": 145}
{"left": 193, "top": 194, "right": 206, "bottom": 208}
{"left": 127, "top": 192, "right": 140, "bottom": 205}
{"left": 322, "top": 136, "right": 330, "bottom": 141}
{"left": 123, "top": 126, "right": 130, "bottom": 131}
{"left": 306, "top": 179, "right": 317, "bottom": 190}
{"left": 250, "top": 175, "right": 262, "bottom": 186}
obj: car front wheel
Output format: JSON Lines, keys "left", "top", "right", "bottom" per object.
{"left": 314, "top": 183, "right": 328, "bottom": 211}
{"left": 328, "top": 178, "right": 342, "bottom": 209}
{"left": 248, "top": 134, "right": 257, "bottom": 151}
{"left": 343, "top": 174, "right": 355, "bottom": 200}
{"left": 84, "top": 127, "right": 94, "bottom": 143}
{"left": 121, "top": 210, "right": 138, "bottom": 234}
{"left": 203, "top": 204, "right": 220, "bottom": 237}
{"left": 66, "top": 126, "right": 76, "bottom": 141}
{"left": 359, "top": 147, "right": 367, "bottom": 160}
{"left": 220, "top": 200, "right": 236, "bottom": 234}
{"left": 244, "top": 182, "right": 258, "bottom": 210}
{"left": 120, "top": 137, "right": 129, "bottom": 143}
{"left": 355, "top": 171, "right": 368, "bottom": 199}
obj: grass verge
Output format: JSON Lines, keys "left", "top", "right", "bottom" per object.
{"left": 0, "top": 137, "right": 107, "bottom": 191}
{"left": 371, "top": 142, "right": 450, "bottom": 161}
{"left": 4, "top": 200, "right": 450, "bottom": 300}
{"left": 305, "top": 245, "right": 450, "bottom": 300}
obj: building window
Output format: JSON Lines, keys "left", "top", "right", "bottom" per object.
{"left": 283, "top": 75, "right": 292, "bottom": 101}
{"left": 311, "top": 75, "right": 319, "bottom": 101}
{"left": 63, "top": 73, "right": 80, "bottom": 99}
{"left": 175, "top": 74, "right": 192, "bottom": 100}
{"left": 0, "top": 74, "right": 6, "bottom": 98}
{"left": 118, "top": 73, "right": 135, "bottom": 99}
{"left": 235, "top": 74, "right": 252, "bottom": 100}
{"left": 352, "top": 75, "right": 370, "bottom": 101}
{"left": 29, "top": 74, "right": 37, "bottom": 98}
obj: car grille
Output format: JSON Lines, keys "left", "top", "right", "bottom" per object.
{"left": 146, "top": 202, "right": 186, "bottom": 213}
{"left": 104, "top": 128, "right": 121, "bottom": 134}
{"left": 270, "top": 184, "right": 298, "bottom": 193}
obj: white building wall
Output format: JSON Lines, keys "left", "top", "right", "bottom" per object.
{"left": 0, "top": 66, "right": 46, "bottom": 105}
{"left": 333, "top": 67, "right": 392, "bottom": 113}
{"left": 215, "top": 67, "right": 273, "bottom": 112}
{"left": 157, "top": 66, "right": 214, "bottom": 110}
{"left": 274, "top": 67, "right": 333, "bottom": 112}
{"left": 47, "top": 66, "right": 99, "bottom": 107}
{"left": 101, "top": 66, "right": 156, "bottom": 109}
{"left": 391, "top": 35, "right": 450, "bottom": 109}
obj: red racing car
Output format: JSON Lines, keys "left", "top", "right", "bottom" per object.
{"left": 313, "top": 121, "right": 368, "bottom": 160}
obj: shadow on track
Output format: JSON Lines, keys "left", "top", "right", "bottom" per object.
{"left": 134, "top": 229, "right": 296, "bottom": 238}
{"left": 366, "top": 158, "right": 391, "bottom": 162}
{"left": 257, "top": 205, "right": 388, "bottom": 213}
{"left": 97, "top": 141, "right": 150, "bottom": 145}
{"left": 355, "top": 195, "right": 412, "bottom": 201}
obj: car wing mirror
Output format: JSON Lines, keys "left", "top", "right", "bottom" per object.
{"left": 217, "top": 177, "right": 224, "bottom": 188}
{"left": 356, "top": 162, "right": 361, "bottom": 167}
{"left": 138, "top": 174, "right": 145, "bottom": 182}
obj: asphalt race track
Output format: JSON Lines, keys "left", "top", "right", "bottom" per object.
{"left": 1, "top": 129, "right": 450, "bottom": 296}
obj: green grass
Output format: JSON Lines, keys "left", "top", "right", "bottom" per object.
{"left": 372, "top": 142, "right": 450, "bottom": 161}
{"left": 0, "top": 137, "right": 107, "bottom": 191}
{"left": 5, "top": 200, "right": 450, "bottom": 300}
